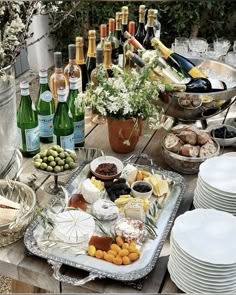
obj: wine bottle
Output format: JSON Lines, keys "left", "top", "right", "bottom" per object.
{"left": 123, "top": 21, "right": 136, "bottom": 71}
{"left": 103, "top": 41, "right": 114, "bottom": 77}
{"left": 115, "top": 12, "right": 123, "bottom": 68}
{"left": 64, "top": 44, "right": 81, "bottom": 83}
{"left": 151, "top": 38, "right": 207, "bottom": 79}
{"left": 17, "top": 81, "right": 40, "bottom": 157}
{"left": 86, "top": 30, "right": 97, "bottom": 81}
{"left": 106, "top": 18, "right": 119, "bottom": 65}
{"left": 97, "top": 24, "right": 107, "bottom": 50}
{"left": 153, "top": 9, "right": 161, "bottom": 39}
{"left": 120, "top": 6, "right": 129, "bottom": 44}
{"left": 135, "top": 5, "right": 146, "bottom": 45}
{"left": 68, "top": 77, "right": 85, "bottom": 148}
{"left": 50, "top": 52, "right": 68, "bottom": 107}
{"left": 143, "top": 9, "right": 155, "bottom": 50}
{"left": 36, "top": 69, "right": 55, "bottom": 143}
{"left": 76, "top": 37, "right": 89, "bottom": 92}
{"left": 124, "top": 31, "right": 145, "bottom": 54}
{"left": 53, "top": 88, "right": 74, "bottom": 150}
{"left": 91, "top": 47, "right": 103, "bottom": 85}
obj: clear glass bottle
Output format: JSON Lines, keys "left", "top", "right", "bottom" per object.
{"left": 91, "top": 47, "right": 104, "bottom": 86}
{"left": 76, "top": 37, "right": 89, "bottom": 93}
{"left": 36, "top": 69, "right": 55, "bottom": 143}
{"left": 135, "top": 5, "right": 146, "bottom": 45}
{"left": 17, "top": 81, "right": 40, "bottom": 157}
{"left": 123, "top": 21, "right": 136, "bottom": 71}
{"left": 115, "top": 12, "right": 123, "bottom": 68}
{"left": 49, "top": 52, "right": 68, "bottom": 107}
{"left": 64, "top": 44, "right": 81, "bottom": 83}
{"left": 86, "top": 30, "right": 97, "bottom": 81}
{"left": 97, "top": 24, "right": 107, "bottom": 50}
{"left": 68, "top": 77, "right": 85, "bottom": 148}
{"left": 153, "top": 9, "right": 161, "bottom": 39}
{"left": 143, "top": 9, "right": 155, "bottom": 50}
{"left": 53, "top": 88, "right": 74, "bottom": 150}
{"left": 106, "top": 18, "right": 119, "bottom": 65}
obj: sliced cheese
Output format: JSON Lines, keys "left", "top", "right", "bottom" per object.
{"left": 144, "top": 174, "right": 169, "bottom": 197}
{"left": 53, "top": 210, "right": 95, "bottom": 244}
{"left": 0, "top": 195, "right": 21, "bottom": 210}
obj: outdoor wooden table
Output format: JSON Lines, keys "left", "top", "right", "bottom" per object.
{"left": 0, "top": 115, "right": 235, "bottom": 293}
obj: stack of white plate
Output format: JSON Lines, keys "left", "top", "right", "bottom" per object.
{"left": 168, "top": 209, "right": 236, "bottom": 293}
{"left": 193, "top": 156, "right": 236, "bottom": 215}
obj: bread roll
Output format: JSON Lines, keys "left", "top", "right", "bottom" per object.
{"left": 164, "top": 133, "right": 182, "bottom": 153}
{"left": 179, "top": 144, "right": 200, "bottom": 157}
{"left": 178, "top": 130, "right": 197, "bottom": 145}
{"left": 199, "top": 139, "right": 217, "bottom": 157}
{"left": 186, "top": 126, "right": 210, "bottom": 145}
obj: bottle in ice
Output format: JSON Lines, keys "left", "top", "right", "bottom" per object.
{"left": 17, "top": 81, "right": 40, "bottom": 157}
{"left": 36, "top": 69, "right": 55, "bottom": 143}
{"left": 68, "top": 77, "right": 85, "bottom": 148}
{"left": 53, "top": 88, "right": 74, "bottom": 150}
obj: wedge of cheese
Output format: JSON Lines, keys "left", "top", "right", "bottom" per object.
{"left": 144, "top": 174, "right": 169, "bottom": 197}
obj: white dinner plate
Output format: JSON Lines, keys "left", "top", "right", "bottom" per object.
{"left": 221, "top": 152, "right": 236, "bottom": 158}
{"left": 199, "top": 157, "right": 236, "bottom": 194}
{"left": 171, "top": 209, "right": 236, "bottom": 265}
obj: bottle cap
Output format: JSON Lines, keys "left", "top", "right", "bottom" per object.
{"left": 109, "top": 18, "right": 115, "bottom": 32}
{"left": 54, "top": 52, "right": 62, "bottom": 68}
{"left": 88, "top": 30, "right": 96, "bottom": 38}
{"left": 121, "top": 6, "right": 129, "bottom": 14}
{"left": 39, "top": 69, "right": 48, "bottom": 77}
{"left": 100, "top": 24, "right": 107, "bottom": 38}
{"left": 128, "top": 21, "right": 135, "bottom": 35}
{"left": 57, "top": 87, "right": 67, "bottom": 96}
{"left": 148, "top": 9, "right": 155, "bottom": 17}
{"left": 139, "top": 5, "right": 146, "bottom": 12}
{"left": 76, "top": 36, "right": 83, "bottom": 45}
{"left": 20, "top": 81, "right": 29, "bottom": 89}
{"left": 116, "top": 12, "right": 122, "bottom": 20}
{"left": 124, "top": 31, "right": 132, "bottom": 39}
{"left": 68, "top": 44, "right": 76, "bottom": 59}
{"left": 104, "top": 41, "right": 111, "bottom": 51}
{"left": 96, "top": 48, "right": 103, "bottom": 64}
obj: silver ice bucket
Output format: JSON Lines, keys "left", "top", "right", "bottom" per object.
{"left": 158, "top": 58, "right": 236, "bottom": 121}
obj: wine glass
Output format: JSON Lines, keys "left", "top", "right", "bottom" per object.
{"left": 189, "top": 38, "right": 208, "bottom": 57}
{"left": 174, "top": 37, "right": 189, "bottom": 56}
{"left": 205, "top": 43, "right": 221, "bottom": 60}
{"left": 213, "top": 38, "right": 231, "bottom": 60}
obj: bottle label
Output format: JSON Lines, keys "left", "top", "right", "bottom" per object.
{"left": 188, "top": 67, "right": 207, "bottom": 79}
{"left": 118, "top": 54, "right": 123, "bottom": 68}
{"left": 38, "top": 114, "right": 54, "bottom": 137}
{"left": 17, "top": 127, "right": 23, "bottom": 150}
{"left": 40, "top": 90, "right": 53, "bottom": 102}
{"left": 58, "top": 94, "right": 67, "bottom": 102}
{"left": 21, "top": 89, "right": 29, "bottom": 96}
{"left": 25, "top": 126, "right": 40, "bottom": 152}
{"left": 74, "top": 120, "right": 85, "bottom": 144}
{"left": 54, "top": 133, "right": 74, "bottom": 150}
{"left": 39, "top": 77, "right": 48, "bottom": 84}
{"left": 70, "top": 82, "right": 78, "bottom": 90}
{"left": 112, "top": 48, "right": 119, "bottom": 65}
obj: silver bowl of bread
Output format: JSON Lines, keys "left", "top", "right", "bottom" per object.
{"left": 0, "top": 180, "right": 36, "bottom": 247}
{"left": 162, "top": 125, "right": 220, "bottom": 174}
{"left": 157, "top": 58, "right": 236, "bottom": 121}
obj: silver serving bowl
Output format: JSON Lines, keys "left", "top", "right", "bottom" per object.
{"left": 157, "top": 58, "right": 236, "bottom": 121}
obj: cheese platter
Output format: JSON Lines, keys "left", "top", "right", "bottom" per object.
{"left": 24, "top": 154, "right": 185, "bottom": 286}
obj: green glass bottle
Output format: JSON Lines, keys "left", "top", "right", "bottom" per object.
{"left": 17, "top": 81, "right": 40, "bottom": 157}
{"left": 36, "top": 69, "right": 55, "bottom": 143}
{"left": 53, "top": 88, "right": 74, "bottom": 150}
{"left": 68, "top": 77, "right": 85, "bottom": 148}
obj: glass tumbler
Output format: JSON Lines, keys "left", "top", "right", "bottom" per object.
{"left": 189, "top": 38, "right": 208, "bottom": 57}
{"left": 213, "top": 38, "right": 231, "bottom": 58}
{"left": 174, "top": 37, "right": 189, "bottom": 56}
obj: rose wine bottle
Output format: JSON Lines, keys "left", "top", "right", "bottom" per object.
{"left": 135, "top": 5, "right": 146, "bottom": 45}
{"left": 64, "top": 44, "right": 81, "bottom": 83}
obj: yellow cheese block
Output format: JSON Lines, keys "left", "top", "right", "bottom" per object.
{"left": 144, "top": 174, "right": 169, "bottom": 197}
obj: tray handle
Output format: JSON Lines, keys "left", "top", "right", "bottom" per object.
{"left": 48, "top": 260, "right": 105, "bottom": 286}
{"left": 123, "top": 153, "right": 154, "bottom": 166}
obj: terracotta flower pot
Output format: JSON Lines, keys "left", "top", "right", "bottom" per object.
{"left": 107, "top": 117, "right": 142, "bottom": 153}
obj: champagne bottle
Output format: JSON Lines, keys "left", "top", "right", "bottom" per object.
{"left": 123, "top": 21, "right": 136, "bottom": 71}
{"left": 53, "top": 88, "right": 74, "bottom": 150}
{"left": 36, "top": 69, "right": 55, "bottom": 143}
{"left": 68, "top": 77, "right": 85, "bottom": 148}
{"left": 106, "top": 18, "right": 119, "bottom": 65}
{"left": 120, "top": 6, "right": 129, "bottom": 44}
{"left": 115, "top": 12, "right": 123, "bottom": 68}
{"left": 64, "top": 44, "right": 81, "bottom": 83}
{"left": 17, "top": 81, "right": 40, "bottom": 157}
{"left": 91, "top": 47, "right": 103, "bottom": 86}
{"left": 76, "top": 37, "right": 89, "bottom": 92}
{"left": 50, "top": 52, "right": 68, "bottom": 107}
{"left": 97, "top": 24, "right": 107, "bottom": 50}
{"left": 86, "top": 30, "right": 97, "bottom": 81}
{"left": 135, "top": 5, "right": 146, "bottom": 45}
{"left": 103, "top": 41, "right": 114, "bottom": 77}
{"left": 153, "top": 9, "right": 161, "bottom": 39}
{"left": 151, "top": 38, "right": 207, "bottom": 79}
{"left": 143, "top": 9, "right": 155, "bottom": 50}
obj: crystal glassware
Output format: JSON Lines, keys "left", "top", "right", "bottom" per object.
{"left": 189, "top": 38, "right": 208, "bottom": 57}
{"left": 213, "top": 38, "right": 231, "bottom": 59}
{"left": 224, "top": 52, "right": 236, "bottom": 66}
{"left": 174, "top": 37, "right": 189, "bottom": 56}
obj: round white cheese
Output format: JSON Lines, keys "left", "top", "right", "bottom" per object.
{"left": 80, "top": 178, "right": 103, "bottom": 204}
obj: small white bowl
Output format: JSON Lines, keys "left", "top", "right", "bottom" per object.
{"left": 131, "top": 181, "right": 153, "bottom": 199}
{"left": 90, "top": 156, "right": 124, "bottom": 180}
{"left": 207, "top": 124, "right": 236, "bottom": 147}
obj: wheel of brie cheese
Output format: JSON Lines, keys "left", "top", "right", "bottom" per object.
{"left": 92, "top": 199, "right": 119, "bottom": 221}
{"left": 53, "top": 210, "right": 95, "bottom": 244}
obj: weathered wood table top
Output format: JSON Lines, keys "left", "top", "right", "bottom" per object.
{"left": 0, "top": 112, "right": 235, "bottom": 293}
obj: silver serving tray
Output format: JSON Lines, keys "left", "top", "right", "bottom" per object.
{"left": 24, "top": 154, "right": 186, "bottom": 287}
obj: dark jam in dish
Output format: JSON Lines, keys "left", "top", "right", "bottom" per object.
{"left": 133, "top": 183, "right": 151, "bottom": 193}
{"left": 95, "top": 163, "right": 118, "bottom": 176}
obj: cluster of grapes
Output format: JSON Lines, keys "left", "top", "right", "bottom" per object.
{"left": 105, "top": 178, "right": 131, "bottom": 202}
